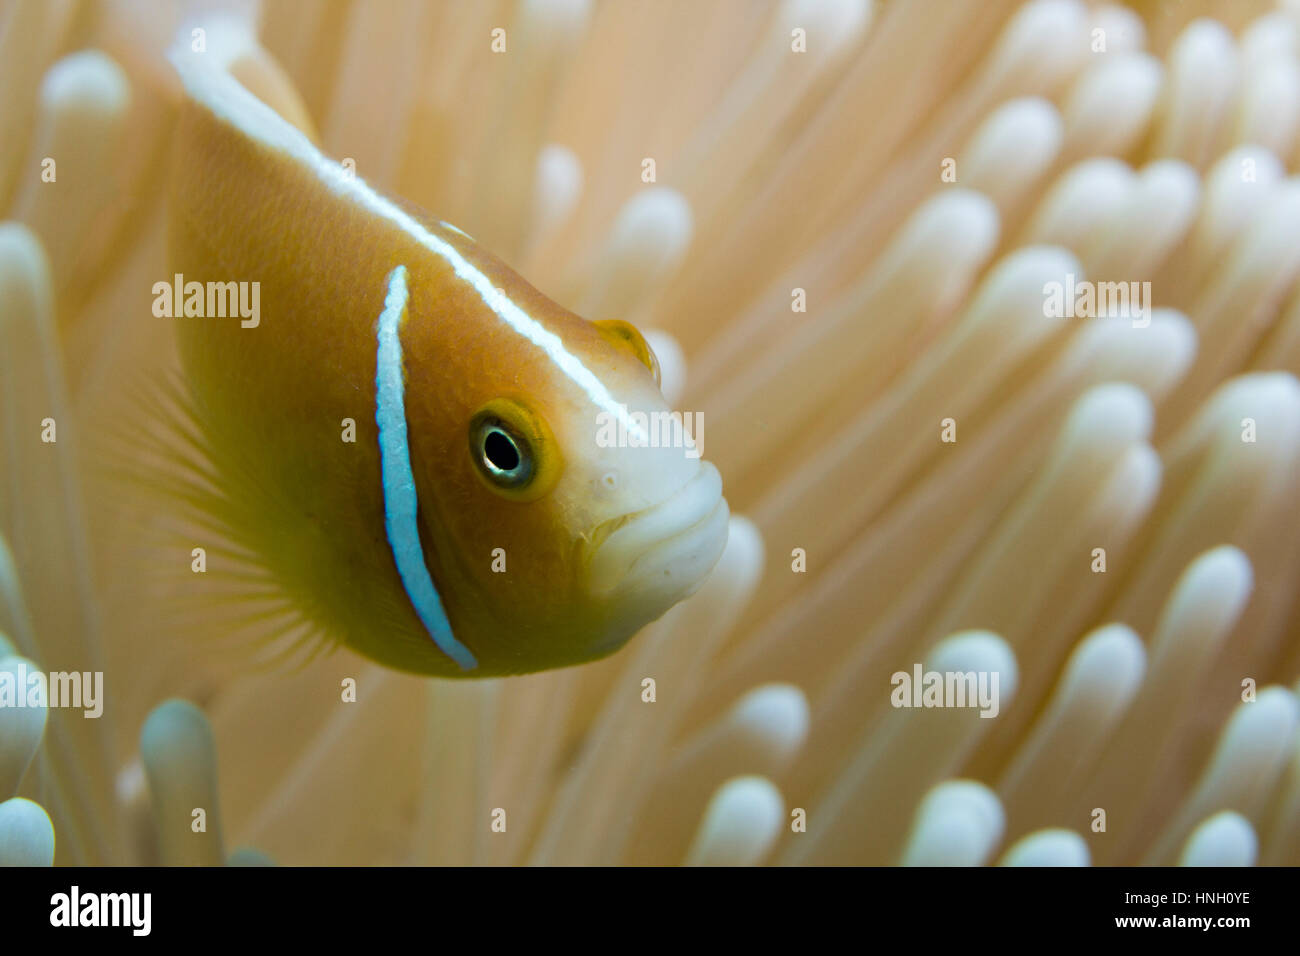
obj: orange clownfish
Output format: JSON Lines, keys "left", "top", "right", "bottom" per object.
{"left": 165, "top": 54, "right": 728, "bottom": 677}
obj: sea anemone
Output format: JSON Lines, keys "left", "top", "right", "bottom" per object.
{"left": 2, "top": 0, "right": 1299, "bottom": 866}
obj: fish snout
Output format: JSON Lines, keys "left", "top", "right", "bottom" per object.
{"left": 586, "top": 461, "right": 729, "bottom": 603}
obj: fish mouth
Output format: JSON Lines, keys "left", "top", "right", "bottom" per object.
{"left": 587, "top": 461, "right": 729, "bottom": 599}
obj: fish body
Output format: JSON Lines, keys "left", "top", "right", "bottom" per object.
{"left": 166, "top": 60, "right": 728, "bottom": 676}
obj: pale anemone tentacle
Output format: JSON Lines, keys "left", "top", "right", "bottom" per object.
{"left": 578, "top": 186, "right": 693, "bottom": 321}
{"left": 727, "top": 243, "right": 1083, "bottom": 578}
{"left": 719, "top": 360, "right": 1177, "bottom": 762}
{"left": 626, "top": 682, "right": 809, "bottom": 866}
{"left": 528, "top": 516, "right": 759, "bottom": 866}
{"left": 1019, "top": 157, "right": 1137, "bottom": 252}
{"left": 1161, "top": 188, "right": 1300, "bottom": 430}
{"left": 139, "top": 699, "right": 227, "bottom": 867}
{"left": 996, "top": 625, "right": 1146, "bottom": 842}
{"left": 667, "top": 0, "right": 876, "bottom": 233}
{"left": 522, "top": 144, "right": 582, "bottom": 259}
{"left": 1260, "top": 703, "right": 1300, "bottom": 865}
{"left": 1185, "top": 145, "right": 1285, "bottom": 277}
{"left": 899, "top": 780, "right": 1006, "bottom": 867}
{"left": 12, "top": 51, "right": 131, "bottom": 301}
{"left": 957, "top": 97, "right": 1063, "bottom": 217}
{"left": 649, "top": 0, "right": 1085, "bottom": 347}
{"left": 1084, "top": 159, "right": 1200, "bottom": 283}
{"left": 1144, "top": 687, "right": 1299, "bottom": 865}
{"left": 1079, "top": 546, "right": 1256, "bottom": 863}
{"left": 1059, "top": 52, "right": 1164, "bottom": 162}
{"left": 0, "top": 653, "right": 47, "bottom": 799}
{"left": 0, "top": 222, "right": 120, "bottom": 864}
{"left": 698, "top": 189, "right": 1001, "bottom": 484}
{"left": 1118, "top": 375, "right": 1300, "bottom": 633}
{"left": 1149, "top": 19, "right": 1240, "bottom": 168}
{"left": 0, "top": 0, "right": 81, "bottom": 209}
{"left": 998, "top": 828, "right": 1091, "bottom": 867}
{"left": 1178, "top": 811, "right": 1258, "bottom": 867}
{"left": 0, "top": 796, "right": 55, "bottom": 866}
{"left": 462, "top": 0, "right": 593, "bottom": 259}
{"left": 783, "top": 632, "right": 1019, "bottom": 866}
{"left": 684, "top": 775, "right": 785, "bottom": 867}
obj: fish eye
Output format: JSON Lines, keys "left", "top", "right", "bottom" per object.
{"left": 467, "top": 398, "right": 561, "bottom": 501}
{"left": 472, "top": 416, "right": 533, "bottom": 488}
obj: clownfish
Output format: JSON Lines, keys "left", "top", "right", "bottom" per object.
{"left": 164, "top": 53, "right": 728, "bottom": 677}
